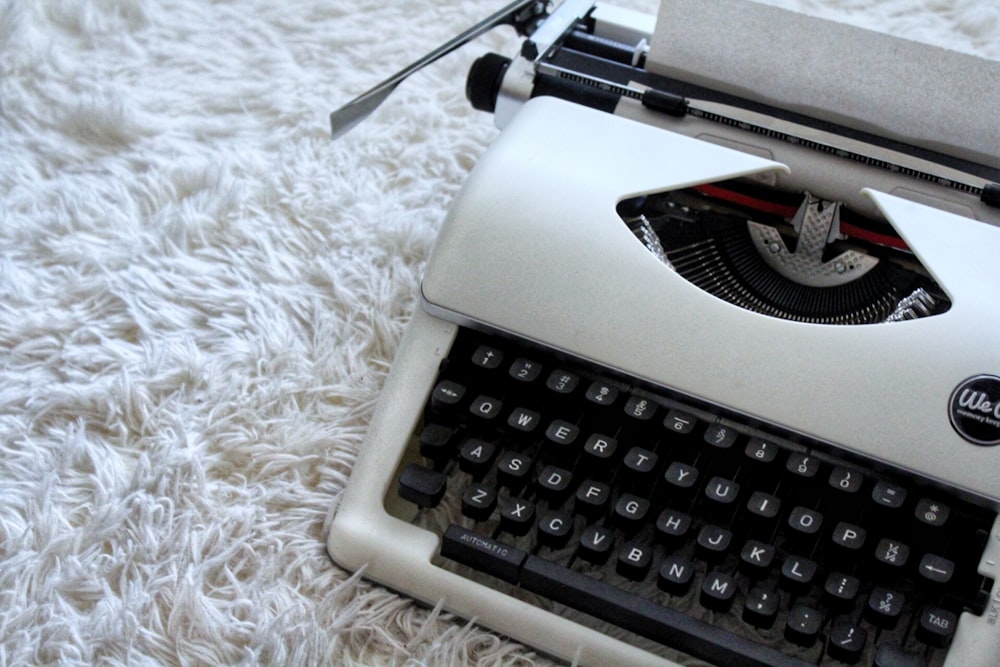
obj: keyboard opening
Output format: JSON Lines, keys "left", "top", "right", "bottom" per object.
{"left": 386, "top": 325, "right": 996, "bottom": 667}
{"left": 617, "top": 180, "right": 951, "bottom": 325}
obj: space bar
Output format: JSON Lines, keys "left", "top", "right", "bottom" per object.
{"left": 520, "top": 556, "right": 811, "bottom": 667}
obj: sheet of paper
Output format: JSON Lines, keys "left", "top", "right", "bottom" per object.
{"left": 647, "top": 0, "right": 1000, "bottom": 169}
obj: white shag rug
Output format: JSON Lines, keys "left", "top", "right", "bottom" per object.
{"left": 1, "top": 1, "right": 996, "bottom": 665}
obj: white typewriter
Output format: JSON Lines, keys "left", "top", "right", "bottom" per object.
{"left": 326, "top": 1, "right": 1000, "bottom": 665}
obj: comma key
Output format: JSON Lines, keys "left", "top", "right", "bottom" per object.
{"left": 742, "top": 587, "right": 779, "bottom": 629}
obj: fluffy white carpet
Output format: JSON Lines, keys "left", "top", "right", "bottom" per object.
{"left": 0, "top": 1, "right": 995, "bottom": 665}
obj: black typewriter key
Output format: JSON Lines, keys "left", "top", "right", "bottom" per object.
{"left": 536, "top": 465, "right": 573, "bottom": 506}
{"left": 738, "top": 540, "right": 776, "bottom": 578}
{"left": 612, "top": 494, "right": 651, "bottom": 532}
{"left": 500, "top": 497, "right": 536, "bottom": 536}
{"left": 621, "top": 394, "right": 658, "bottom": 436}
{"left": 700, "top": 571, "right": 737, "bottom": 612}
{"left": 827, "top": 622, "right": 867, "bottom": 664}
{"left": 916, "top": 606, "right": 958, "bottom": 648}
{"left": 744, "top": 437, "right": 779, "bottom": 465}
{"left": 829, "top": 466, "right": 865, "bottom": 495}
{"left": 580, "top": 433, "right": 618, "bottom": 471}
{"left": 617, "top": 541, "right": 654, "bottom": 581}
{"left": 461, "top": 482, "right": 497, "bottom": 521}
{"left": 468, "top": 394, "right": 503, "bottom": 422}
{"left": 703, "top": 476, "right": 740, "bottom": 510}
{"left": 623, "top": 394, "right": 657, "bottom": 421}
{"left": 826, "top": 469, "right": 866, "bottom": 521}
{"left": 440, "top": 524, "right": 526, "bottom": 585}
{"left": 654, "top": 508, "right": 691, "bottom": 547}
{"left": 871, "top": 479, "right": 907, "bottom": 510}
{"left": 662, "top": 461, "right": 699, "bottom": 498}
{"left": 703, "top": 423, "right": 738, "bottom": 450}
{"left": 695, "top": 525, "right": 732, "bottom": 563}
{"left": 458, "top": 438, "right": 498, "bottom": 479}
{"left": 519, "top": 556, "right": 814, "bottom": 667}
{"left": 873, "top": 642, "right": 926, "bottom": 667}
{"left": 742, "top": 587, "right": 779, "bottom": 629}
{"left": 418, "top": 423, "right": 457, "bottom": 467}
{"left": 537, "top": 511, "right": 574, "bottom": 550}
{"left": 506, "top": 407, "right": 541, "bottom": 436}
{"left": 471, "top": 344, "right": 503, "bottom": 369}
{"left": 785, "top": 452, "right": 823, "bottom": 502}
{"left": 584, "top": 379, "right": 619, "bottom": 407}
{"left": 577, "top": 524, "right": 614, "bottom": 565}
{"left": 743, "top": 441, "right": 783, "bottom": 488}
{"left": 784, "top": 605, "right": 823, "bottom": 647}
{"left": 622, "top": 446, "right": 658, "bottom": 473}
{"left": 620, "top": 446, "right": 659, "bottom": 493}
{"left": 508, "top": 357, "right": 543, "bottom": 384}
{"left": 823, "top": 571, "right": 861, "bottom": 609}
{"left": 582, "top": 380, "right": 621, "bottom": 432}
{"left": 398, "top": 464, "right": 447, "bottom": 508}
{"left": 917, "top": 553, "right": 955, "bottom": 585}
{"left": 780, "top": 554, "right": 818, "bottom": 594}
{"left": 786, "top": 451, "right": 821, "bottom": 480}
{"left": 914, "top": 497, "right": 950, "bottom": 528}
{"left": 865, "top": 587, "right": 905, "bottom": 629}
{"left": 657, "top": 555, "right": 694, "bottom": 596}
{"left": 874, "top": 538, "right": 910, "bottom": 569}
{"left": 787, "top": 506, "right": 824, "bottom": 540}
{"left": 545, "top": 369, "right": 579, "bottom": 395}
{"left": 574, "top": 480, "right": 611, "bottom": 519}
{"left": 496, "top": 450, "right": 533, "bottom": 491}
{"left": 831, "top": 521, "right": 867, "bottom": 553}
{"left": 663, "top": 409, "right": 698, "bottom": 437}
{"left": 543, "top": 419, "right": 579, "bottom": 459}
{"left": 430, "top": 379, "right": 466, "bottom": 413}
{"left": 745, "top": 491, "right": 781, "bottom": 531}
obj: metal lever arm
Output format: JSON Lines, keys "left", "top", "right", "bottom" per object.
{"left": 329, "top": 0, "right": 548, "bottom": 139}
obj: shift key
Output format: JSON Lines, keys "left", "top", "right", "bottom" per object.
{"left": 441, "top": 524, "right": 527, "bottom": 584}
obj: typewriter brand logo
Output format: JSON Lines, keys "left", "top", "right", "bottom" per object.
{"left": 949, "top": 375, "right": 1000, "bottom": 446}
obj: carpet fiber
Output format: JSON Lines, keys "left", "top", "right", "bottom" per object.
{"left": 1, "top": 1, "right": 996, "bottom": 665}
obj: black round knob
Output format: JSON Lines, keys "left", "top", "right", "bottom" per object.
{"left": 466, "top": 52, "right": 512, "bottom": 113}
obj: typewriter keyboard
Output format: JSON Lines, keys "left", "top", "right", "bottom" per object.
{"left": 392, "top": 327, "right": 996, "bottom": 667}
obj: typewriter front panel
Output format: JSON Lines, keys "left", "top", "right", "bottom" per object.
{"left": 423, "top": 97, "right": 1000, "bottom": 503}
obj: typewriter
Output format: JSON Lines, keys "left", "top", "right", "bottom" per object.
{"left": 326, "top": 1, "right": 1000, "bottom": 665}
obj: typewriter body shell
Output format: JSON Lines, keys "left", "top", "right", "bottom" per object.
{"left": 327, "top": 2, "right": 1000, "bottom": 665}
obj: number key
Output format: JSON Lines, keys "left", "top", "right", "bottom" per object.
{"left": 786, "top": 452, "right": 820, "bottom": 479}
{"left": 704, "top": 423, "right": 738, "bottom": 449}
{"left": 829, "top": 466, "right": 864, "bottom": 494}
{"left": 471, "top": 345, "right": 503, "bottom": 369}
{"left": 509, "top": 357, "right": 542, "bottom": 383}
{"left": 745, "top": 437, "right": 778, "bottom": 463}
{"left": 664, "top": 409, "right": 697, "bottom": 435}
